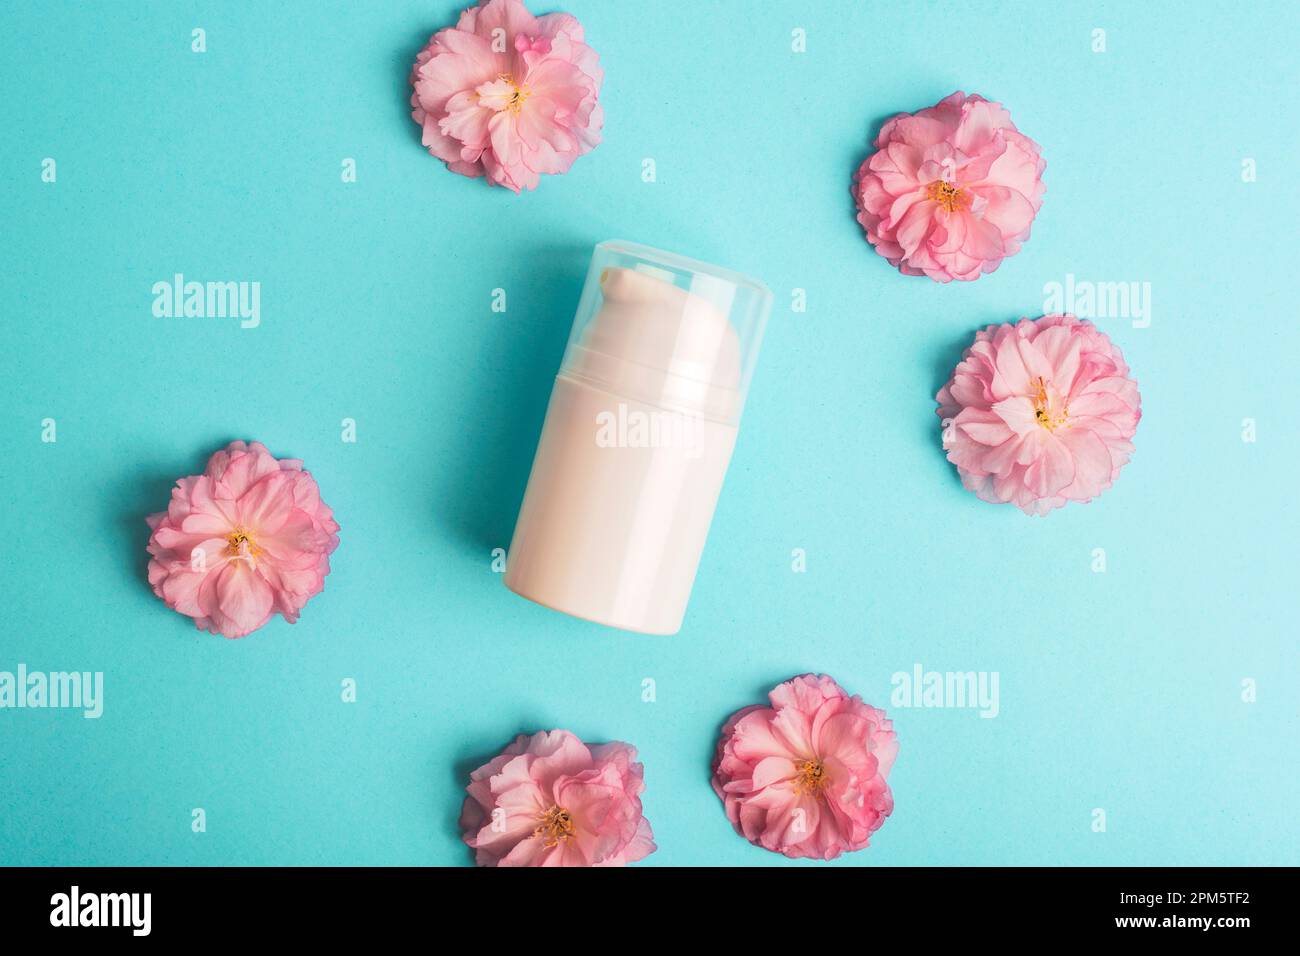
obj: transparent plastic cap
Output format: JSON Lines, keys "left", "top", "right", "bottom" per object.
{"left": 559, "top": 240, "right": 773, "bottom": 425}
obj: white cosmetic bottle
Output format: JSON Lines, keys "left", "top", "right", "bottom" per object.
{"left": 504, "top": 240, "right": 771, "bottom": 635}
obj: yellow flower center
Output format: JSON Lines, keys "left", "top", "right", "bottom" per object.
{"left": 793, "top": 759, "right": 829, "bottom": 798}
{"left": 926, "top": 179, "right": 966, "bottom": 213}
{"left": 534, "top": 805, "right": 576, "bottom": 847}
{"left": 1030, "top": 376, "right": 1069, "bottom": 432}
{"left": 225, "top": 528, "right": 259, "bottom": 558}
{"left": 497, "top": 72, "right": 530, "bottom": 114}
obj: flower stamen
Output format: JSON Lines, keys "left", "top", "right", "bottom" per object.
{"left": 792, "top": 759, "right": 829, "bottom": 798}
{"left": 534, "top": 805, "right": 576, "bottom": 847}
{"left": 496, "top": 72, "right": 530, "bottom": 114}
{"left": 926, "top": 179, "right": 966, "bottom": 213}
{"left": 1030, "top": 376, "right": 1069, "bottom": 432}
{"left": 225, "top": 528, "right": 259, "bottom": 559}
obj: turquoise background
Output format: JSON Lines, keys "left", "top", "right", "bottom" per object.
{"left": 1, "top": 0, "right": 1296, "bottom": 866}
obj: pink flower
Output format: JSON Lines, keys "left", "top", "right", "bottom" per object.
{"left": 409, "top": 0, "right": 603, "bottom": 193}
{"left": 460, "top": 730, "right": 656, "bottom": 866}
{"left": 852, "top": 91, "right": 1046, "bottom": 281}
{"left": 937, "top": 315, "right": 1142, "bottom": 515}
{"left": 712, "top": 675, "right": 898, "bottom": 861}
{"left": 145, "top": 441, "right": 340, "bottom": 638}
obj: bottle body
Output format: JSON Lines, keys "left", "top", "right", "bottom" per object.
{"left": 504, "top": 374, "right": 737, "bottom": 635}
{"left": 503, "top": 241, "right": 770, "bottom": 635}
